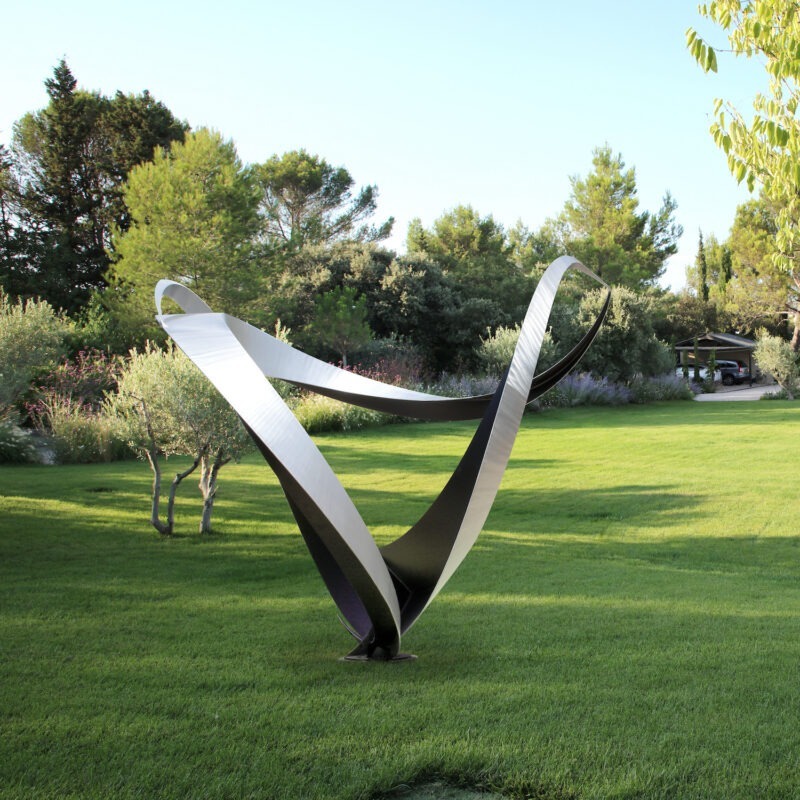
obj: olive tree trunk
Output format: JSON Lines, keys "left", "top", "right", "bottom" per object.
{"left": 138, "top": 398, "right": 171, "bottom": 536}
{"left": 166, "top": 453, "right": 203, "bottom": 533}
{"left": 198, "top": 448, "right": 231, "bottom": 534}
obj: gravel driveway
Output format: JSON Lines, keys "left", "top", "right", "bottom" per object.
{"left": 693, "top": 383, "right": 777, "bottom": 401}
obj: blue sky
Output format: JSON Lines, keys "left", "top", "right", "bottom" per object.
{"left": 2, "top": 1, "right": 770, "bottom": 290}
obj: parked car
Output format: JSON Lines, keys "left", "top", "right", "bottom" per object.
{"left": 716, "top": 360, "right": 753, "bottom": 386}
{"left": 675, "top": 364, "right": 719, "bottom": 382}
{"left": 675, "top": 360, "right": 752, "bottom": 385}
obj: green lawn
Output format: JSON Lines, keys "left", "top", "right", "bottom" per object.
{"left": 2, "top": 402, "right": 800, "bottom": 800}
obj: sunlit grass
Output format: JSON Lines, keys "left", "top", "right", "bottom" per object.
{"left": 2, "top": 401, "right": 800, "bottom": 799}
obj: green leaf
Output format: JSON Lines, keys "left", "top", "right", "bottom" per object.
{"left": 705, "top": 46, "right": 718, "bottom": 73}
{"left": 767, "top": 121, "right": 776, "bottom": 144}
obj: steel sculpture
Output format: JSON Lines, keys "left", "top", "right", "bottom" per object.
{"left": 155, "top": 256, "right": 609, "bottom": 660}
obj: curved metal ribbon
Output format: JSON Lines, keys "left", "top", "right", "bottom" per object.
{"left": 155, "top": 255, "right": 609, "bottom": 658}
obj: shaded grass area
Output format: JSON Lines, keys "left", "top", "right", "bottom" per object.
{"left": 2, "top": 402, "right": 800, "bottom": 799}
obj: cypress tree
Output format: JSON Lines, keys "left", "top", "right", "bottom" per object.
{"left": 696, "top": 230, "right": 710, "bottom": 302}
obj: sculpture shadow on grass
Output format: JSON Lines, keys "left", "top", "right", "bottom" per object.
{"left": 156, "top": 256, "right": 609, "bottom": 660}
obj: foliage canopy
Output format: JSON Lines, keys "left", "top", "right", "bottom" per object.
{"left": 688, "top": 1, "right": 800, "bottom": 345}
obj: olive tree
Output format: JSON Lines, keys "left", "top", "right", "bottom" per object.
{"left": 107, "top": 344, "right": 249, "bottom": 535}
{"left": 754, "top": 329, "right": 799, "bottom": 398}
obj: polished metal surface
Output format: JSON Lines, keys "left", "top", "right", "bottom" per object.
{"left": 156, "top": 256, "right": 608, "bottom": 659}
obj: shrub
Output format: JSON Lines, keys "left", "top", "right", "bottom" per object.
{"left": 0, "top": 421, "right": 39, "bottom": 464}
{"left": 760, "top": 387, "right": 794, "bottom": 400}
{"left": 291, "top": 393, "right": 389, "bottom": 434}
{"left": 541, "top": 373, "right": 632, "bottom": 408}
{"left": 478, "top": 325, "right": 559, "bottom": 376}
{"left": 355, "top": 338, "right": 426, "bottom": 388}
{"left": 571, "top": 287, "right": 674, "bottom": 382}
{"left": 427, "top": 372, "right": 500, "bottom": 398}
{"left": 628, "top": 374, "right": 695, "bottom": 404}
{"left": 0, "top": 292, "right": 71, "bottom": 418}
{"left": 754, "top": 330, "right": 799, "bottom": 399}
{"left": 34, "top": 393, "right": 132, "bottom": 464}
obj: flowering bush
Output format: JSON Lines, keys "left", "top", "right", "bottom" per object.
{"left": 27, "top": 349, "right": 122, "bottom": 422}
{"left": 25, "top": 349, "right": 130, "bottom": 464}
{"left": 355, "top": 337, "right": 427, "bottom": 388}
{"left": 541, "top": 373, "right": 632, "bottom": 408}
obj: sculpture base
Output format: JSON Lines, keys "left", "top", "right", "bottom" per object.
{"left": 340, "top": 652, "right": 417, "bottom": 663}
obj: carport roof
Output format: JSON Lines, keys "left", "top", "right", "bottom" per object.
{"left": 674, "top": 332, "right": 755, "bottom": 351}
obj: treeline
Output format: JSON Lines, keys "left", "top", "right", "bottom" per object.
{"left": 0, "top": 60, "right": 684, "bottom": 376}
{"left": 1, "top": 61, "right": 791, "bottom": 382}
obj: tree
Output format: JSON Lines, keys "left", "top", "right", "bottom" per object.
{"left": 372, "top": 256, "right": 461, "bottom": 372}
{"left": 406, "top": 205, "right": 535, "bottom": 335}
{"left": 99, "top": 90, "right": 188, "bottom": 234}
{"left": 9, "top": 61, "right": 103, "bottom": 311}
{"left": 0, "top": 145, "right": 23, "bottom": 290}
{"left": 684, "top": 231, "right": 734, "bottom": 324}
{"left": 754, "top": 329, "right": 799, "bottom": 397}
{"left": 306, "top": 286, "right": 373, "bottom": 367}
{"left": 720, "top": 246, "right": 733, "bottom": 289}
{"left": 407, "top": 205, "right": 508, "bottom": 267}
{"left": 565, "top": 287, "right": 674, "bottom": 383}
{"left": 255, "top": 149, "right": 393, "bottom": 250}
{"left": 652, "top": 289, "right": 720, "bottom": 345}
{"left": 108, "top": 344, "right": 249, "bottom": 535}
{"left": 718, "top": 197, "right": 788, "bottom": 333}
{"left": 696, "top": 231, "right": 710, "bottom": 302}
{"left": 6, "top": 61, "right": 186, "bottom": 312}
{"left": 506, "top": 220, "right": 562, "bottom": 276}
{"left": 552, "top": 145, "right": 683, "bottom": 288}
{"left": 687, "top": 1, "right": 800, "bottom": 347}
{"left": 109, "top": 129, "right": 261, "bottom": 339}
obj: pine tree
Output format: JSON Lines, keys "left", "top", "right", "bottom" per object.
{"left": 6, "top": 61, "right": 186, "bottom": 313}
{"left": 554, "top": 145, "right": 682, "bottom": 288}
{"left": 13, "top": 60, "right": 103, "bottom": 311}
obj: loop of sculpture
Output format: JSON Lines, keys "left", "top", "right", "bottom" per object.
{"left": 155, "top": 256, "right": 609, "bottom": 661}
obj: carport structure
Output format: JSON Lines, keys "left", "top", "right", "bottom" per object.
{"left": 674, "top": 332, "right": 756, "bottom": 375}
